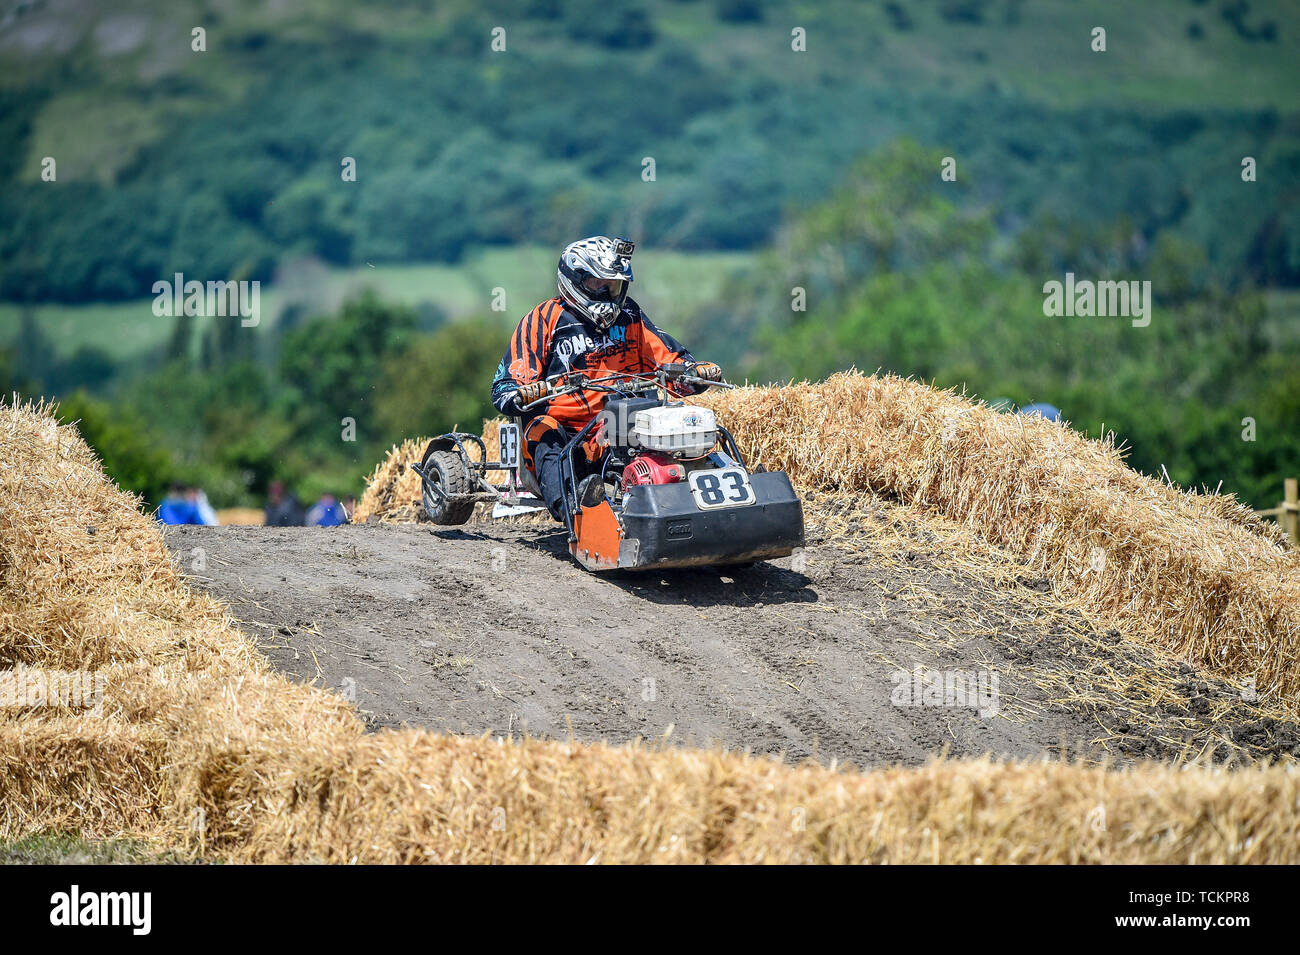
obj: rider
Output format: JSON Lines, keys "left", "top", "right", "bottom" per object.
{"left": 490, "top": 235, "right": 722, "bottom": 519}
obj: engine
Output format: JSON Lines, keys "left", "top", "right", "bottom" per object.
{"left": 630, "top": 406, "right": 717, "bottom": 459}
{"left": 621, "top": 450, "right": 685, "bottom": 489}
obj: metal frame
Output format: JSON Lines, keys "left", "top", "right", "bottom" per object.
{"left": 414, "top": 370, "right": 744, "bottom": 533}
{"left": 410, "top": 431, "right": 512, "bottom": 508}
{"left": 558, "top": 416, "right": 603, "bottom": 540}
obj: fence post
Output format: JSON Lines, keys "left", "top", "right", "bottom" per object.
{"left": 1286, "top": 478, "right": 1299, "bottom": 548}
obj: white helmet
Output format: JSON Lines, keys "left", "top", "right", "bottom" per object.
{"left": 557, "top": 235, "right": 635, "bottom": 330}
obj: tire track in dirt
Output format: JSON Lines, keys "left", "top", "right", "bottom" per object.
{"left": 165, "top": 521, "right": 1297, "bottom": 767}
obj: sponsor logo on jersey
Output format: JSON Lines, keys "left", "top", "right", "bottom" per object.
{"left": 555, "top": 332, "right": 599, "bottom": 366}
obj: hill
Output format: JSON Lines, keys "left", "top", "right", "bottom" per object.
{"left": 2, "top": 0, "right": 1298, "bottom": 301}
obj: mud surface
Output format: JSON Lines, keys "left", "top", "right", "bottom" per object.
{"left": 165, "top": 519, "right": 1299, "bottom": 767}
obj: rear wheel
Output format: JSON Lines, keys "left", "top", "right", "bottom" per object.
{"left": 420, "top": 449, "right": 476, "bottom": 525}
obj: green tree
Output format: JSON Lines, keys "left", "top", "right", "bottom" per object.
{"left": 374, "top": 319, "right": 503, "bottom": 439}
{"left": 278, "top": 291, "right": 417, "bottom": 463}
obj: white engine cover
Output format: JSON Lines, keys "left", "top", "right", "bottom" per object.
{"left": 631, "top": 406, "right": 718, "bottom": 458}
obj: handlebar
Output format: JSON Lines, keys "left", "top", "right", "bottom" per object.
{"left": 516, "top": 369, "right": 735, "bottom": 412}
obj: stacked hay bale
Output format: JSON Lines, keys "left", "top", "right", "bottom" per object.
{"left": 5, "top": 396, "right": 1300, "bottom": 864}
{"left": 215, "top": 507, "right": 266, "bottom": 526}
{"left": 352, "top": 422, "right": 509, "bottom": 524}
{"left": 351, "top": 437, "right": 431, "bottom": 524}
{"left": 700, "top": 372, "right": 1300, "bottom": 712}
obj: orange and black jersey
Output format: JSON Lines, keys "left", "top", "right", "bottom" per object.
{"left": 491, "top": 297, "right": 696, "bottom": 430}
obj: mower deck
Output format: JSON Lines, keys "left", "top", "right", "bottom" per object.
{"left": 570, "top": 471, "right": 804, "bottom": 572}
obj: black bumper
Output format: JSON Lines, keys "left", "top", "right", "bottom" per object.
{"left": 616, "top": 471, "right": 805, "bottom": 569}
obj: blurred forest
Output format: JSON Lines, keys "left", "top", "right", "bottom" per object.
{"left": 0, "top": 0, "right": 1296, "bottom": 508}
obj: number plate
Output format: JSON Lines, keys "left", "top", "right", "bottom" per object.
{"left": 498, "top": 423, "right": 520, "bottom": 469}
{"left": 687, "top": 467, "right": 756, "bottom": 510}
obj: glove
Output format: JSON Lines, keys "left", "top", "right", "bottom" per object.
{"left": 690, "top": 361, "right": 722, "bottom": 382}
{"left": 516, "top": 380, "right": 549, "bottom": 406}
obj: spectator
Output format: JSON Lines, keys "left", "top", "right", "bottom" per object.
{"left": 265, "top": 481, "right": 306, "bottom": 526}
{"left": 306, "top": 492, "right": 348, "bottom": 527}
{"left": 158, "top": 484, "right": 202, "bottom": 525}
{"left": 189, "top": 487, "right": 219, "bottom": 526}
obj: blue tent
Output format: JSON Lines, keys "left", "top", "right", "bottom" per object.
{"left": 1018, "top": 402, "right": 1062, "bottom": 422}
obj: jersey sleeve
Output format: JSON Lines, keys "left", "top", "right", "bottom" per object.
{"left": 491, "top": 301, "right": 559, "bottom": 414}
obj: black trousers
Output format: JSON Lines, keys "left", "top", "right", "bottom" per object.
{"left": 528, "top": 423, "right": 601, "bottom": 520}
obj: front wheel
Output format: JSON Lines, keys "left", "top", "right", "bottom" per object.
{"left": 420, "top": 449, "right": 475, "bottom": 525}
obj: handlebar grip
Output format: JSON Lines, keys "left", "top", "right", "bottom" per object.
{"left": 676, "top": 374, "right": 736, "bottom": 390}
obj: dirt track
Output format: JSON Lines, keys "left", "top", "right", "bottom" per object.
{"left": 165, "top": 515, "right": 1300, "bottom": 767}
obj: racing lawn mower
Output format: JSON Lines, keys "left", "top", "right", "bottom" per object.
{"left": 412, "top": 363, "right": 805, "bottom": 572}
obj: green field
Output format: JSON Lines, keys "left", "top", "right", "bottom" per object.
{"left": 5, "top": 0, "right": 1297, "bottom": 305}
{"left": 0, "top": 246, "right": 754, "bottom": 366}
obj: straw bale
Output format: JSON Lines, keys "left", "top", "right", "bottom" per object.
{"left": 5, "top": 395, "right": 1300, "bottom": 865}
{"left": 700, "top": 372, "right": 1300, "bottom": 710}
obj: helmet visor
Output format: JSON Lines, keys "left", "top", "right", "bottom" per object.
{"left": 578, "top": 274, "right": 627, "bottom": 302}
